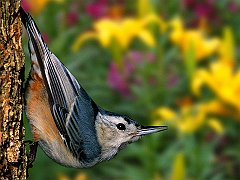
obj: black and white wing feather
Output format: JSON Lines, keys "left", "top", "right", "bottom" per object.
{"left": 20, "top": 8, "right": 101, "bottom": 163}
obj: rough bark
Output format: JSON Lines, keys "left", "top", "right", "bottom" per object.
{"left": 0, "top": 0, "right": 27, "bottom": 179}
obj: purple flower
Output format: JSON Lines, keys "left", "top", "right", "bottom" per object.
{"left": 195, "top": 3, "right": 215, "bottom": 18}
{"left": 228, "top": 1, "right": 239, "bottom": 13}
{"left": 41, "top": 33, "right": 49, "bottom": 44}
{"left": 85, "top": 0, "right": 125, "bottom": 19}
{"left": 86, "top": 0, "right": 108, "bottom": 19}
{"left": 182, "top": 0, "right": 196, "bottom": 8}
{"left": 107, "top": 62, "right": 130, "bottom": 97}
{"left": 182, "top": 0, "right": 216, "bottom": 18}
{"left": 66, "top": 12, "right": 79, "bottom": 26}
{"left": 21, "top": 0, "right": 31, "bottom": 12}
{"left": 65, "top": 2, "right": 80, "bottom": 26}
{"left": 182, "top": 0, "right": 220, "bottom": 27}
{"left": 107, "top": 51, "right": 156, "bottom": 97}
{"left": 166, "top": 72, "right": 180, "bottom": 89}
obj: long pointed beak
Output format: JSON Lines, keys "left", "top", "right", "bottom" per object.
{"left": 137, "top": 126, "right": 168, "bottom": 136}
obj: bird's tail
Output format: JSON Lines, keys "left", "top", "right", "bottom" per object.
{"left": 19, "top": 7, "right": 51, "bottom": 86}
{"left": 20, "top": 7, "right": 50, "bottom": 70}
{"left": 20, "top": 7, "right": 56, "bottom": 103}
{"left": 19, "top": 7, "right": 29, "bottom": 29}
{"left": 19, "top": 7, "right": 45, "bottom": 50}
{"left": 19, "top": 7, "right": 81, "bottom": 107}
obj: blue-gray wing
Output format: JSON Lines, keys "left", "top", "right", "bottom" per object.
{"left": 20, "top": 8, "right": 101, "bottom": 162}
{"left": 53, "top": 92, "right": 101, "bottom": 163}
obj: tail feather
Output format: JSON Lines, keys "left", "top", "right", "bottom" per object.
{"left": 19, "top": 7, "right": 28, "bottom": 29}
{"left": 20, "top": 6, "right": 82, "bottom": 110}
{"left": 19, "top": 7, "right": 48, "bottom": 71}
{"left": 20, "top": 7, "right": 56, "bottom": 108}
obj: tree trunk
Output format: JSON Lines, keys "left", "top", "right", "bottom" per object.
{"left": 0, "top": 0, "right": 27, "bottom": 179}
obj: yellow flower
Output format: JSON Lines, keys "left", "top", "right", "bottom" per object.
{"left": 179, "top": 105, "right": 206, "bottom": 134}
{"left": 152, "top": 107, "right": 176, "bottom": 126}
{"left": 170, "top": 17, "right": 220, "bottom": 61}
{"left": 152, "top": 100, "right": 225, "bottom": 134}
{"left": 202, "top": 100, "right": 229, "bottom": 116}
{"left": 137, "top": 0, "right": 154, "bottom": 17}
{"left": 153, "top": 107, "right": 176, "bottom": 120}
{"left": 153, "top": 105, "right": 205, "bottom": 134}
{"left": 192, "top": 61, "right": 240, "bottom": 110}
{"left": 170, "top": 18, "right": 184, "bottom": 44}
{"left": 218, "top": 27, "right": 235, "bottom": 65}
{"left": 207, "top": 118, "right": 224, "bottom": 134}
{"left": 75, "top": 172, "right": 88, "bottom": 180}
{"left": 58, "top": 172, "right": 88, "bottom": 180}
{"left": 171, "top": 152, "right": 185, "bottom": 180}
{"left": 72, "top": 14, "right": 166, "bottom": 51}
{"left": 58, "top": 174, "right": 70, "bottom": 180}
{"left": 25, "top": 0, "right": 64, "bottom": 15}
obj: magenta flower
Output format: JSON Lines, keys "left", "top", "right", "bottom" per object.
{"left": 183, "top": 0, "right": 216, "bottom": 18}
{"left": 166, "top": 72, "right": 180, "bottom": 89}
{"left": 228, "top": 1, "right": 239, "bottom": 13}
{"left": 65, "top": 2, "right": 80, "bottom": 26}
{"left": 195, "top": 4, "right": 215, "bottom": 18}
{"left": 21, "top": 0, "right": 31, "bottom": 12}
{"left": 86, "top": 0, "right": 108, "bottom": 19}
{"left": 85, "top": 0, "right": 124, "bottom": 19}
{"left": 66, "top": 12, "right": 79, "bottom": 26}
{"left": 108, "top": 62, "right": 130, "bottom": 97}
{"left": 42, "top": 33, "right": 49, "bottom": 44}
{"left": 107, "top": 51, "right": 155, "bottom": 97}
{"left": 182, "top": 0, "right": 219, "bottom": 26}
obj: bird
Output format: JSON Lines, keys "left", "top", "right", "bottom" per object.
{"left": 20, "top": 7, "right": 167, "bottom": 168}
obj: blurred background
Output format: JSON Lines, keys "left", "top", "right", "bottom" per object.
{"left": 21, "top": 0, "right": 240, "bottom": 179}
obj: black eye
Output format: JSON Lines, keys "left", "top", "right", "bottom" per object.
{"left": 116, "top": 123, "right": 126, "bottom": 130}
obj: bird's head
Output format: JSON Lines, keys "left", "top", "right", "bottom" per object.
{"left": 95, "top": 110, "right": 167, "bottom": 161}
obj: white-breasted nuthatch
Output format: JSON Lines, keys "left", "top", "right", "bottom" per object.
{"left": 20, "top": 7, "right": 167, "bottom": 168}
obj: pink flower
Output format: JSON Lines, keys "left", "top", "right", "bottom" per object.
{"left": 182, "top": 0, "right": 216, "bottom": 18}
{"left": 42, "top": 33, "right": 49, "bottom": 44}
{"left": 228, "top": 1, "right": 239, "bottom": 12}
{"left": 182, "top": 0, "right": 196, "bottom": 8}
{"left": 86, "top": 0, "right": 108, "bottom": 19}
{"left": 85, "top": 0, "right": 124, "bottom": 19}
{"left": 195, "top": 3, "right": 215, "bottom": 18}
{"left": 66, "top": 12, "right": 79, "bottom": 26}
{"left": 107, "top": 51, "right": 156, "bottom": 97}
{"left": 166, "top": 73, "right": 180, "bottom": 89}
{"left": 21, "top": 0, "right": 31, "bottom": 12}
{"left": 65, "top": 2, "right": 80, "bottom": 26}
{"left": 107, "top": 62, "right": 130, "bottom": 97}
{"left": 181, "top": 0, "right": 221, "bottom": 27}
